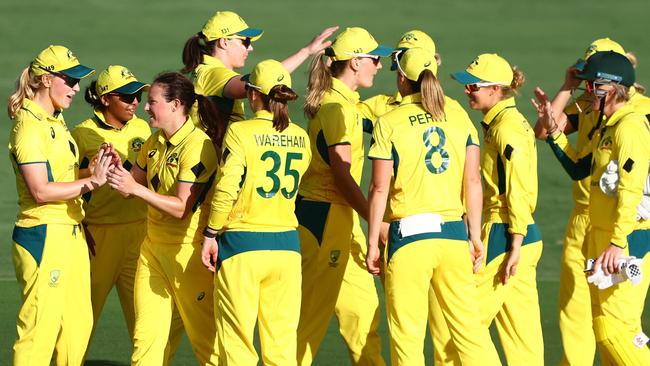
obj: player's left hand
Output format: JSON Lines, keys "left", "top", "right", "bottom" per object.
{"left": 502, "top": 245, "right": 520, "bottom": 284}
{"left": 594, "top": 244, "right": 623, "bottom": 276}
{"left": 107, "top": 164, "right": 137, "bottom": 195}
{"left": 305, "top": 26, "right": 339, "bottom": 55}
{"left": 201, "top": 236, "right": 219, "bottom": 272}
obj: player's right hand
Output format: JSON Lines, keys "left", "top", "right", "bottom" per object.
{"left": 366, "top": 243, "right": 382, "bottom": 276}
{"left": 201, "top": 236, "right": 219, "bottom": 272}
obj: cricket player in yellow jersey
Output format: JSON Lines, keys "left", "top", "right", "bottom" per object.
{"left": 181, "top": 10, "right": 337, "bottom": 127}
{"left": 201, "top": 60, "right": 311, "bottom": 366}
{"left": 7, "top": 45, "right": 114, "bottom": 365}
{"left": 444, "top": 53, "right": 544, "bottom": 365}
{"left": 366, "top": 47, "right": 500, "bottom": 366}
{"left": 532, "top": 38, "right": 648, "bottom": 366}
{"left": 72, "top": 65, "right": 151, "bottom": 342}
{"left": 106, "top": 72, "right": 221, "bottom": 365}
{"left": 536, "top": 51, "right": 650, "bottom": 365}
{"left": 296, "top": 27, "right": 391, "bottom": 365}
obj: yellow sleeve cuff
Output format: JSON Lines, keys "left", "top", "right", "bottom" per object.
{"left": 207, "top": 211, "right": 230, "bottom": 231}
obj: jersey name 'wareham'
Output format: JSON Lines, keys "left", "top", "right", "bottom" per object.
{"left": 208, "top": 110, "right": 311, "bottom": 232}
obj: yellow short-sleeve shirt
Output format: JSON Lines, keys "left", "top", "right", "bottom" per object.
{"left": 9, "top": 99, "right": 83, "bottom": 226}
{"left": 368, "top": 93, "right": 478, "bottom": 221}
{"left": 71, "top": 110, "right": 151, "bottom": 225}
{"left": 136, "top": 118, "right": 218, "bottom": 244}
{"left": 299, "top": 77, "right": 364, "bottom": 204}
{"left": 208, "top": 110, "right": 311, "bottom": 231}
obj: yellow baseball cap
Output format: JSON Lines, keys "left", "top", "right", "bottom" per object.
{"left": 575, "top": 38, "right": 625, "bottom": 71}
{"left": 452, "top": 53, "right": 513, "bottom": 86}
{"left": 397, "top": 47, "right": 437, "bottom": 81}
{"left": 327, "top": 27, "right": 392, "bottom": 61}
{"left": 201, "top": 11, "right": 263, "bottom": 42}
{"left": 30, "top": 45, "right": 95, "bottom": 79}
{"left": 242, "top": 59, "right": 291, "bottom": 96}
{"left": 391, "top": 30, "right": 436, "bottom": 71}
{"left": 96, "top": 65, "right": 150, "bottom": 96}
{"left": 395, "top": 30, "right": 436, "bottom": 54}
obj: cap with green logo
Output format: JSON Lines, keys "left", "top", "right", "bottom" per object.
{"left": 31, "top": 45, "right": 95, "bottom": 79}
{"left": 96, "top": 65, "right": 150, "bottom": 96}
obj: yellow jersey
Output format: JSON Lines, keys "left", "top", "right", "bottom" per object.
{"left": 359, "top": 92, "right": 465, "bottom": 133}
{"left": 208, "top": 109, "right": 311, "bottom": 232}
{"left": 299, "top": 77, "right": 364, "bottom": 204}
{"left": 191, "top": 54, "right": 245, "bottom": 124}
{"left": 9, "top": 98, "right": 83, "bottom": 226}
{"left": 72, "top": 110, "right": 151, "bottom": 225}
{"left": 588, "top": 104, "right": 650, "bottom": 248}
{"left": 135, "top": 118, "right": 218, "bottom": 245}
{"left": 481, "top": 98, "right": 538, "bottom": 236}
{"left": 368, "top": 93, "right": 478, "bottom": 221}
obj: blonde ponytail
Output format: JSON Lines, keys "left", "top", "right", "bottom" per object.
{"left": 625, "top": 52, "right": 647, "bottom": 94}
{"left": 418, "top": 70, "right": 445, "bottom": 120}
{"left": 501, "top": 66, "right": 526, "bottom": 99}
{"left": 8, "top": 67, "right": 41, "bottom": 119}
{"left": 303, "top": 49, "right": 348, "bottom": 119}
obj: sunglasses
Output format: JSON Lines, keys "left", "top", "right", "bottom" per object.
{"left": 464, "top": 82, "right": 501, "bottom": 93}
{"left": 359, "top": 55, "right": 381, "bottom": 66}
{"left": 52, "top": 72, "right": 81, "bottom": 88}
{"left": 229, "top": 37, "right": 252, "bottom": 48}
{"left": 109, "top": 90, "right": 142, "bottom": 104}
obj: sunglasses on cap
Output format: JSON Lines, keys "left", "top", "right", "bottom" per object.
{"left": 109, "top": 90, "right": 143, "bottom": 104}
{"left": 228, "top": 37, "right": 252, "bottom": 48}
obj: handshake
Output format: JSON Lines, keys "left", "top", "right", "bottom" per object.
{"left": 599, "top": 160, "right": 650, "bottom": 221}
{"left": 585, "top": 256, "right": 644, "bottom": 290}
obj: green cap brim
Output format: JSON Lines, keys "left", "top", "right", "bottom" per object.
{"left": 113, "top": 81, "right": 150, "bottom": 95}
{"left": 236, "top": 28, "right": 264, "bottom": 40}
{"left": 369, "top": 45, "right": 393, "bottom": 57}
{"left": 451, "top": 70, "right": 482, "bottom": 85}
{"left": 60, "top": 64, "right": 95, "bottom": 79}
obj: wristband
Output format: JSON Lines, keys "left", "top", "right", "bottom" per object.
{"left": 203, "top": 227, "right": 218, "bottom": 238}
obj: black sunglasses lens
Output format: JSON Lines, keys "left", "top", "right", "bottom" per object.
{"left": 58, "top": 73, "right": 79, "bottom": 87}
{"left": 243, "top": 38, "right": 251, "bottom": 48}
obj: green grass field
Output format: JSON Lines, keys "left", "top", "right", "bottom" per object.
{"left": 2, "top": 0, "right": 650, "bottom": 364}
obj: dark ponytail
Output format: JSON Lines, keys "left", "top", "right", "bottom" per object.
{"left": 262, "top": 85, "right": 298, "bottom": 132}
{"left": 153, "top": 72, "right": 228, "bottom": 149}
{"left": 181, "top": 32, "right": 217, "bottom": 74}
{"left": 84, "top": 80, "right": 103, "bottom": 110}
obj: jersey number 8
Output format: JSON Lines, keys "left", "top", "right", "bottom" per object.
{"left": 256, "top": 151, "right": 303, "bottom": 199}
{"left": 423, "top": 126, "right": 449, "bottom": 174}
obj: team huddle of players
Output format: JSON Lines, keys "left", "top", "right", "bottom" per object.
{"left": 7, "top": 9, "right": 650, "bottom": 366}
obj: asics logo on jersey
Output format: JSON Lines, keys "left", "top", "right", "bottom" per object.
{"left": 50, "top": 127, "right": 56, "bottom": 139}
{"left": 148, "top": 149, "right": 157, "bottom": 158}
{"left": 197, "top": 292, "right": 206, "bottom": 301}
{"left": 277, "top": 74, "right": 285, "bottom": 82}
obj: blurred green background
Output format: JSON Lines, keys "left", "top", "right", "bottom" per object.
{"left": 1, "top": 0, "right": 650, "bottom": 364}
